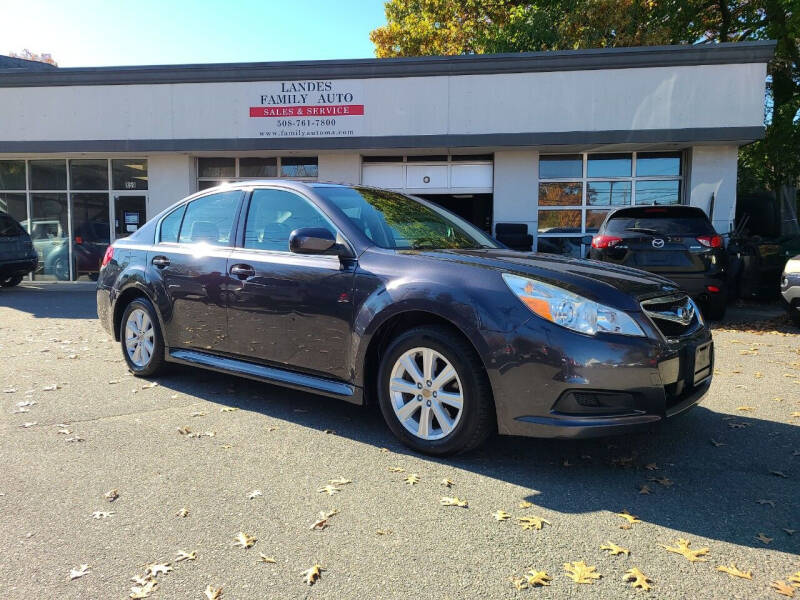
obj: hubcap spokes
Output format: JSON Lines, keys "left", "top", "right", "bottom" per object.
{"left": 389, "top": 347, "right": 463, "bottom": 441}
{"left": 125, "top": 309, "right": 154, "bottom": 368}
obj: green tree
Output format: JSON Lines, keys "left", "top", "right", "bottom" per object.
{"left": 371, "top": 1, "right": 800, "bottom": 232}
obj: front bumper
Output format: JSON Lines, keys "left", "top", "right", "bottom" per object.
{"left": 781, "top": 272, "right": 800, "bottom": 307}
{"left": 487, "top": 314, "right": 713, "bottom": 439}
{"left": 666, "top": 272, "right": 727, "bottom": 301}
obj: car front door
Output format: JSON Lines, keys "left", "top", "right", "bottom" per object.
{"left": 147, "top": 190, "right": 243, "bottom": 352}
{"left": 225, "top": 187, "right": 355, "bottom": 382}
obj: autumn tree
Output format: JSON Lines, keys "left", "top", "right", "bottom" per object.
{"left": 7, "top": 49, "right": 57, "bottom": 66}
{"left": 371, "top": 0, "right": 800, "bottom": 233}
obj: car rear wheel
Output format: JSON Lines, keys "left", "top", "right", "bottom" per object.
{"left": 377, "top": 326, "right": 494, "bottom": 456}
{"left": 1, "top": 275, "right": 23, "bottom": 287}
{"left": 121, "top": 298, "right": 165, "bottom": 377}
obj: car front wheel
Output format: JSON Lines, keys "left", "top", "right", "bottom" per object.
{"left": 121, "top": 298, "right": 165, "bottom": 377}
{"left": 377, "top": 326, "right": 494, "bottom": 456}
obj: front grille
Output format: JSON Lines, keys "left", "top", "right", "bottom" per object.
{"left": 641, "top": 294, "right": 699, "bottom": 339}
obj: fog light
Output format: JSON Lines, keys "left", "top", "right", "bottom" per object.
{"left": 553, "top": 391, "right": 637, "bottom": 415}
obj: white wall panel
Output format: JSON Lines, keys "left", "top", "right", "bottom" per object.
{"left": 362, "top": 164, "right": 404, "bottom": 189}
{"left": 451, "top": 164, "right": 493, "bottom": 188}
{"left": 688, "top": 145, "right": 739, "bottom": 234}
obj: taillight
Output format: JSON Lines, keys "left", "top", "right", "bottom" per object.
{"left": 591, "top": 235, "right": 623, "bottom": 249}
{"left": 697, "top": 235, "right": 723, "bottom": 248}
{"left": 101, "top": 245, "right": 114, "bottom": 267}
{"left": 75, "top": 236, "right": 83, "bottom": 245}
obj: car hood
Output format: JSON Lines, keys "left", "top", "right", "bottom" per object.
{"left": 406, "top": 248, "right": 681, "bottom": 311}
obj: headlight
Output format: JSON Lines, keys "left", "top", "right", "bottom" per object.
{"left": 502, "top": 273, "right": 645, "bottom": 337}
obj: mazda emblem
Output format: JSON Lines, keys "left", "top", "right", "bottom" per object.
{"left": 652, "top": 238, "right": 665, "bottom": 248}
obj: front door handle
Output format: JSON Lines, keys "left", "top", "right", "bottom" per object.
{"left": 230, "top": 263, "right": 255, "bottom": 279}
{"left": 152, "top": 255, "right": 170, "bottom": 268}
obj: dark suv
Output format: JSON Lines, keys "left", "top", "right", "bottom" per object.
{"left": 0, "top": 212, "right": 37, "bottom": 287}
{"left": 97, "top": 182, "right": 713, "bottom": 455}
{"left": 589, "top": 206, "right": 728, "bottom": 320}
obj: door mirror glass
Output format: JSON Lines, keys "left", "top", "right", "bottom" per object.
{"left": 289, "top": 227, "right": 337, "bottom": 254}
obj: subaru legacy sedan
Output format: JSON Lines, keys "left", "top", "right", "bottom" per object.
{"left": 97, "top": 182, "right": 713, "bottom": 455}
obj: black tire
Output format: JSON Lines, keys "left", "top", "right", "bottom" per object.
{"left": 377, "top": 325, "right": 494, "bottom": 456}
{"left": 788, "top": 306, "right": 800, "bottom": 327}
{"left": 1, "top": 275, "right": 23, "bottom": 288}
{"left": 702, "top": 293, "right": 727, "bottom": 321}
{"left": 120, "top": 297, "right": 166, "bottom": 377}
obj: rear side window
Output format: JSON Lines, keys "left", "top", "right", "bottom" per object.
{"left": 159, "top": 205, "right": 186, "bottom": 243}
{"left": 605, "top": 208, "right": 715, "bottom": 236}
{"left": 0, "top": 214, "right": 22, "bottom": 236}
{"left": 243, "top": 188, "right": 334, "bottom": 251}
{"left": 178, "top": 191, "right": 241, "bottom": 246}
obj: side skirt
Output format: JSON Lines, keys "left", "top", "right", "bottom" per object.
{"left": 167, "top": 348, "right": 362, "bottom": 405}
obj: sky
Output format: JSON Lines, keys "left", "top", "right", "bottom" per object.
{"left": 1, "top": 0, "right": 388, "bottom": 67}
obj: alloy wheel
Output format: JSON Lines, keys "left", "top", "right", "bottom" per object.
{"left": 125, "top": 308, "right": 155, "bottom": 368}
{"left": 389, "top": 347, "right": 464, "bottom": 441}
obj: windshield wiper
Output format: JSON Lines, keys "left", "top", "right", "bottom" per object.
{"left": 625, "top": 227, "right": 664, "bottom": 236}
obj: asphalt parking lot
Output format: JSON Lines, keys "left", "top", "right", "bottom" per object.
{"left": 1, "top": 284, "right": 798, "bottom": 599}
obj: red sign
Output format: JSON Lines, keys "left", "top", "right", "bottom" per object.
{"left": 249, "top": 104, "right": 364, "bottom": 118}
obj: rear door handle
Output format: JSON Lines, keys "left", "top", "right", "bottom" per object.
{"left": 151, "top": 255, "right": 170, "bottom": 268}
{"left": 230, "top": 263, "right": 255, "bottom": 279}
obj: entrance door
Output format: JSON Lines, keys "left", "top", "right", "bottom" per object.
{"left": 114, "top": 194, "right": 147, "bottom": 240}
{"left": 71, "top": 193, "right": 110, "bottom": 281}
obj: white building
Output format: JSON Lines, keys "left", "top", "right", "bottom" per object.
{"left": 0, "top": 42, "right": 772, "bottom": 280}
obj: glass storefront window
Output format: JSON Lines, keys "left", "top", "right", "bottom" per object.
{"left": 0, "top": 192, "right": 27, "bottom": 226}
{"left": 239, "top": 157, "right": 277, "bottom": 177}
{"left": 587, "top": 181, "right": 631, "bottom": 206}
{"left": 539, "top": 182, "right": 582, "bottom": 206}
{"left": 585, "top": 210, "right": 609, "bottom": 232}
{"left": 587, "top": 153, "right": 632, "bottom": 178}
{"left": 198, "top": 157, "right": 235, "bottom": 179}
{"left": 112, "top": 159, "right": 148, "bottom": 190}
{"left": 30, "top": 160, "right": 67, "bottom": 190}
{"left": 70, "top": 159, "right": 109, "bottom": 190}
{"left": 539, "top": 154, "right": 582, "bottom": 179}
{"left": 635, "top": 180, "right": 681, "bottom": 205}
{"left": 0, "top": 160, "right": 26, "bottom": 190}
{"left": 71, "top": 193, "right": 110, "bottom": 281}
{"left": 537, "top": 237, "right": 583, "bottom": 257}
{"left": 29, "top": 193, "right": 69, "bottom": 280}
{"left": 537, "top": 209, "right": 581, "bottom": 234}
{"left": 637, "top": 152, "right": 681, "bottom": 176}
{"left": 280, "top": 157, "right": 318, "bottom": 178}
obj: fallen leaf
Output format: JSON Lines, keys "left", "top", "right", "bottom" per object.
{"left": 258, "top": 554, "right": 276, "bottom": 563}
{"left": 661, "top": 538, "right": 709, "bottom": 562}
{"left": 491, "top": 510, "right": 511, "bottom": 521}
{"left": 509, "top": 576, "right": 528, "bottom": 591}
{"left": 310, "top": 510, "right": 339, "bottom": 530}
{"left": 518, "top": 516, "right": 550, "bottom": 531}
{"left": 129, "top": 580, "right": 158, "bottom": 598}
{"left": 638, "top": 484, "right": 652, "bottom": 495}
{"left": 145, "top": 563, "right": 172, "bottom": 577}
{"left": 65, "top": 435, "right": 85, "bottom": 443}
{"left": 440, "top": 496, "right": 468, "bottom": 507}
{"left": 69, "top": 564, "right": 90, "bottom": 580}
{"left": 141, "top": 382, "right": 158, "bottom": 389}
{"left": 710, "top": 439, "right": 726, "bottom": 447}
{"left": 716, "top": 564, "right": 752, "bottom": 579}
{"left": 644, "top": 463, "right": 658, "bottom": 471}
{"left": 329, "top": 477, "right": 352, "bottom": 485}
{"left": 771, "top": 471, "right": 789, "bottom": 478}
{"left": 376, "top": 529, "right": 393, "bottom": 535}
{"left": 440, "top": 478, "right": 454, "bottom": 488}
{"left": 757, "top": 499, "right": 776, "bottom": 508}
{"left": 204, "top": 585, "right": 223, "bottom": 600}
{"left": 248, "top": 490, "right": 262, "bottom": 500}
{"left": 525, "top": 570, "right": 552, "bottom": 587}
{"left": 233, "top": 532, "right": 256, "bottom": 549}
{"left": 647, "top": 476, "right": 674, "bottom": 487}
{"left": 771, "top": 581, "right": 796, "bottom": 597}
{"left": 755, "top": 532, "right": 773, "bottom": 544}
{"left": 563, "top": 561, "right": 601, "bottom": 584}
{"left": 130, "top": 575, "right": 151, "bottom": 586}
{"left": 616, "top": 510, "right": 641, "bottom": 526}
{"left": 789, "top": 571, "right": 800, "bottom": 585}
{"left": 623, "top": 567, "right": 653, "bottom": 591}
{"left": 302, "top": 564, "right": 324, "bottom": 586}
{"left": 404, "top": 473, "right": 420, "bottom": 485}
{"left": 323, "top": 429, "right": 336, "bottom": 434}
{"left": 190, "top": 411, "right": 206, "bottom": 417}
{"left": 91, "top": 511, "right": 113, "bottom": 519}
{"left": 19, "top": 422, "right": 37, "bottom": 428}
{"left": 220, "top": 407, "right": 237, "bottom": 412}
{"left": 600, "top": 541, "right": 630, "bottom": 556}
{"left": 176, "top": 507, "right": 189, "bottom": 518}
{"left": 104, "top": 489, "right": 119, "bottom": 502}
{"left": 737, "top": 406, "right": 755, "bottom": 412}
{"left": 783, "top": 529, "right": 797, "bottom": 536}
{"left": 177, "top": 426, "right": 192, "bottom": 436}
{"left": 175, "top": 550, "right": 196, "bottom": 562}
{"left": 518, "top": 500, "right": 533, "bottom": 508}
{"left": 317, "top": 485, "right": 340, "bottom": 496}
{"left": 387, "top": 467, "right": 405, "bottom": 473}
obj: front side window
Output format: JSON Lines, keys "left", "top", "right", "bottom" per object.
{"left": 178, "top": 191, "right": 241, "bottom": 246}
{"left": 316, "top": 186, "right": 499, "bottom": 250}
{"left": 244, "top": 189, "right": 334, "bottom": 252}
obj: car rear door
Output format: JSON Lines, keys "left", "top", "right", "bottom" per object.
{"left": 602, "top": 208, "right": 716, "bottom": 275}
{"left": 224, "top": 187, "right": 356, "bottom": 382}
{"left": 146, "top": 190, "right": 244, "bottom": 352}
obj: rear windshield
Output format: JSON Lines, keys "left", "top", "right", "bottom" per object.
{"left": 605, "top": 208, "right": 715, "bottom": 236}
{"left": 0, "top": 215, "right": 23, "bottom": 236}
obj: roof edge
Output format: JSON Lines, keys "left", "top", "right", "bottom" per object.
{"left": 0, "top": 41, "right": 776, "bottom": 88}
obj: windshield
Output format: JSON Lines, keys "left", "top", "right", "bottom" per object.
{"left": 316, "top": 186, "right": 499, "bottom": 250}
{"left": 606, "top": 216, "right": 715, "bottom": 236}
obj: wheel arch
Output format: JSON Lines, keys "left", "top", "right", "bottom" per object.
{"left": 112, "top": 283, "right": 160, "bottom": 342}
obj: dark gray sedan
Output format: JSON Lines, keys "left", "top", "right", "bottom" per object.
{"left": 97, "top": 182, "right": 713, "bottom": 455}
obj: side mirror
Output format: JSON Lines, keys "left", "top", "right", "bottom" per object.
{"left": 581, "top": 234, "right": 594, "bottom": 245}
{"left": 289, "top": 227, "right": 340, "bottom": 255}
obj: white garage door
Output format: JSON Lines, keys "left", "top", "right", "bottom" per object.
{"left": 362, "top": 155, "right": 493, "bottom": 193}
